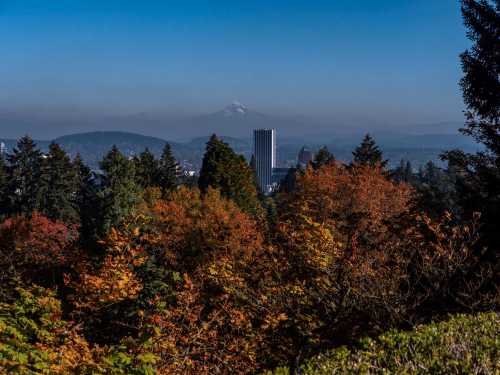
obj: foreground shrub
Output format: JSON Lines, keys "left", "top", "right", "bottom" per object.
{"left": 271, "top": 312, "right": 500, "bottom": 375}
{"left": 0, "top": 286, "right": 156, "bottom": 374}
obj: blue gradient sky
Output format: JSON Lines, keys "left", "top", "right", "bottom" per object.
{"left": 0, "top": 0, "right": 468, "bottom": 124}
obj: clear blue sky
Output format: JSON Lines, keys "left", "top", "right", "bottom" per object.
{"left": 0, "top": 0, "right": 468, "bottom": 125}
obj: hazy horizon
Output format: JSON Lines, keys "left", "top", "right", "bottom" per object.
{"left": 1, "top": 0, "right": 469, "bottom": 139}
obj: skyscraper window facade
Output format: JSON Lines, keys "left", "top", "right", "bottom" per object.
{"left": 253, "top": 129, "right": 276, "bottom": 194}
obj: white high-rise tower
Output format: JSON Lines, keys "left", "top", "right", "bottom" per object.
{"left": 253, "top": 129, "right": 276, "bottom": 194}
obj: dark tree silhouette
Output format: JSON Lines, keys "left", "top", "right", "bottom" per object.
{"left": 158, "top": 143, "right": 178, "bottom": 195}
{"left": 73, "top": 154, "right": 100, "bottom": 247}
{"left": 6, "top": 136, "right": 44, "bottom": 216}
{"left": 97, "top": 146, "right": 140, "bottom": 236}
{"left": 40, "top": 143, "right": 78, "bottom": 223}
{"left": 443, "top": 0, "right": 500, "bottom": 252}
{"left": 0, "top": 154, "right": 7, "bottom": 219}
{"left": 134, "top": 148, "right": 160, "bottom": 188}
{"left": 198, "top": 134, "right": 261, "bottom": 216}
{"left": 311, "top": 146, "right": 335, "bottom": 170}
{"left": 352, "top": 134, "right": 388, "bottom": 168}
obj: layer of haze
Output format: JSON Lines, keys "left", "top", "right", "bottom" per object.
{"left": 0, "top": 0, "right": 469, "bottom": 139}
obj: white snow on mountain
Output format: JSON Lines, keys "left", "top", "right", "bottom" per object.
{"left": 223, "top": 101, "right": 249, "bottom": 116}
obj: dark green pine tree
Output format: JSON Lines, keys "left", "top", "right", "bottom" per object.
{"left": 158, "top": 143, "right": 178, "bottom": 195}
{"left": 0, "top": 154, "right": 7, "bottom": 219}
{"left": 442, "top": 0, "right": 500, "bottom": 257}
{"left": 352, "top": 134, "right": 388, "bottom": 168}
{"left": 39, "top": 143, "right": 78, "bottom": 222}
{"left": 198, "top": 134, "right": 261, "bottom": 215}
{"left": 6, "top": 136, "right": 44, "bottom": 216}
{"left": 98, "top": 146, "right": 140, "bottom": 236}
{"left": 135, "top": 148, "right": 160, "bottom": 188}
{"left": 311, "top": 146, "right": 335, "bottom": 170}
{"left": 73, "top": 154, "right": 100, "bottom": 246}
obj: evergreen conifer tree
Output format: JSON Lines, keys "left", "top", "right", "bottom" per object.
{"left": 98, "top": 146, "right": 140, "bottom": 236}
{"left": 352, "top": 134, "right": 388, "bottom": 168}
{"left": 135, "top": 148, "right": 160, "bottom": 188}
{"left": 443, "top": 0, "right": 499, "bottom": 252}
{"left": 158, "top": 143, "right": 178, "bottom": 195}
{"left": 40, "top": 143, "right": 78, "bottom": 222}
{"left": 0, "top": 154, "right": 7, "bottom": 219}
{"left": 6, "top": 136, "right": 44, "bottom": 216}
{"left": 73, "top": 154, "right": 100, "bottom": 245}
{"left": 311, "top": 146, "right": 335, "bottom": 170}
{"left": 198, "top": 135, "right": 261, "bottom": 215}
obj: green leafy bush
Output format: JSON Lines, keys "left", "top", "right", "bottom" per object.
{"left": 0, "top": 286, "right": 157, "bottom": 374}
{"left": 271, "top": 313, "right": 500, "bottom": 374}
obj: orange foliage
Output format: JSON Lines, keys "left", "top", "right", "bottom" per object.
{"left": 72, "top": 228, "right": 146, "bottom": 311}
{"left": 269, "top": 163, "right": 484, "bottom": 357}
{"left": 280, "top": 163, "right": 413, "bottom": 251}
{"left": 149, "top": 187, "right": 262, "bottom": 265}
{"left": 141, "top": 187, "right": 266, "bottom": 373}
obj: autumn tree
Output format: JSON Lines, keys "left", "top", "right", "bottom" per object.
{"left": 269, "top": 162, "right": 485, "bottom": 366}
{"left": 40, "top": 143, "right": 78, "bottom": 223}
{"left": 279, "top": 163, "right": 412, "bottom": 249}
{"left": 70, "top": 186, "right": 268, "bottom": 373}
{"left": 269, "top": 163, "right": 414, "bottom": 359}
{"left": 0, "top": 212, "right": 78, "bottom": 288}
{"left": 352, "top": 134, "right": 388, "bottom": 168}
{"left": 198, "top": 134, "right": 262, "bottom": 216}
{"left": 5, "top": 136, "right": 44, "bottom": 216}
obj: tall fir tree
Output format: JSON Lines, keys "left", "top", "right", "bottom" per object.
{"left": 73, "top": 154, "right": 100, "bottom": 246}
{"left": 198, "top": 135, "right": 261, "bottom": 215}
{"left": 0, "top": 154, "right": 7, "bottom": 219}
{"left": 158, "top": 143, "right": 178, "bottom": 195}
{"left": 311, "top": 146, "right": 335, "bottom": 170}
{"left": 98, "top": 146, "right": 140, "bottom": 236}
{"left": 40, "top": 143, "right": 78, "bottom": 222}
{"left": 6, "top": 136, "right": 44, "bottom": 216}
{"left": 352, "top": 134, "right": 388, "bottom": 168}
{"left": 135, "top": 148, "right": 160, "bottom": 188}
{"left": 443, "top": 0, "right": 500, "bottom": 253}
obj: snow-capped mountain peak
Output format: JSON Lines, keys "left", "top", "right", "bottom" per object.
{"left": 223, "top": 101, "right": 249, "bottom": 116}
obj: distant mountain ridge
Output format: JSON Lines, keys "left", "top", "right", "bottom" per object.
{"left": 0, "top": 127, "right": 480, "bottom": 172}
{"left": 0, "top": 103, "right": 478, "bottom": 170}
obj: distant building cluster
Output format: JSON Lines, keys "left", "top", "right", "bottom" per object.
{"left": 253, "top": 129, "right": 313, "bottom": 195}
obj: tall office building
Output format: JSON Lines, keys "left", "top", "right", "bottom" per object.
{"left": 0, "top": 142, "right": 6, "bottom": 156}
{"left": 253, "top": 129, "right": 276, "bottom": 194}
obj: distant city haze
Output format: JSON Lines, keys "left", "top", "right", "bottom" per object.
{"left": 1, "top": 0, "right": 468, "bottom": 140}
